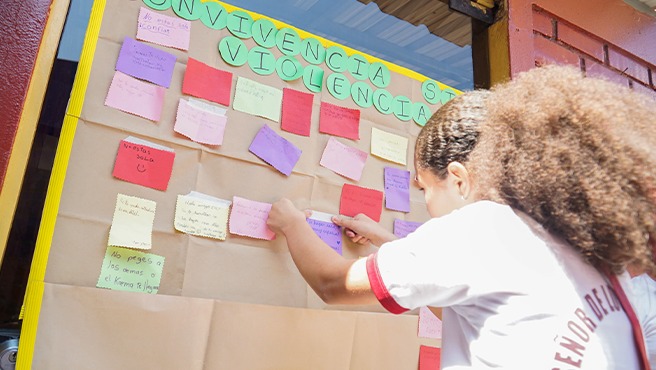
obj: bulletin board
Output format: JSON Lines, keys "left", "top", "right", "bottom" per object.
{"left": 19, "top": 0, "right": 459, "bottom": 368}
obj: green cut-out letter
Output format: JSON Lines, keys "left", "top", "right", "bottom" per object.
{"left": 347, "top": 54, "right": 369, "bottom": 81}
{"left": 325, "top": 46, "right": 347, "bottom": 72}
{"left": 327, "top": 73, "right": 351, "bottom": 100}
{"left": 276, "top": 28, "right": 301, "bottom": 56}
{"left": 143, "top": 0, "right": 171, "bottom": 11}
{"left": 351, "top": 81, "right": 373, "bottom": 108}
{"left": 441, "top": 88, "right": 457, "bottom": 104}
{"left": 303, "top": 65, "right": 324, "bottom": 93}
{"left": 200, "top": 2, "right": 227, "bottom": 30}
{"left": 227, "top": 10, "right": 253, "bottom": 38}
{"left": 412, "top": 102, "right": 431, "bottom": 127}
{"left": 373, "top": 89, "right": 393, "bottom": 115}
{"left": 218, "top": 36, "right": 248, "bottom": 66}
{"left": 300, "top": 38, "right": 325, "bottom": 65}
{"left": 421, "top": 79, "right": 441, "bottom": 105}
{"left": 252, "top": 18, "right": 278, "bottom": 48}
{"left": 392, "top": 95, "right": 412, "bottom": 121}
{"left": 276, "top": 56, "right": 303, "bottom": 81}
{"left": 369, "top": 62, "right": 390, "bottom": 88}
{"left": 248, "top": 46, "right": 276, "bottom": 75}
{"left": 171, "top": 0, "right": 202, "bottom": 20}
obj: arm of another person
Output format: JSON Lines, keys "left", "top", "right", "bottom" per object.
{"left": 267, "top": 198, "right": 396, "bottom": 305}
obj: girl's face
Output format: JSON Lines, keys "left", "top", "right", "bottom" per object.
{"left": 414, "top": 166, "right": 466, "bottom": 218}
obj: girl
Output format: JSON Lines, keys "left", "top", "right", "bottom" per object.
{"left": 267, "top": 65, "right": 656, "bottom": 369}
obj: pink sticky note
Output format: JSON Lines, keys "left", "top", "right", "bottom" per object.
{"left": 418, "top": 307, "right": 442, "bottom": 339}
{"left": 319, "top": 102, "right": 360, "bottom": 140}
{"left": 339, "top": 184, "right": 383, "bottom": 222}
{"left": 419, "top": 345, "right": 441, "bottom": 370}
{"left": 136, "top": 7, "right": 191, "bottom": 50}
{"left": 174, "top": 99, "right": 227, "bottom": 145}
{"left": 281, "top": 88, "right": 313, "bottom": 136}
{"left": 320, "top": 137, "right": 368, "bottom": 181}
{"left": 228, "top": 196, "right": 276, "bottom": 240}
{"left": 105, "top": 71, "right": 165, "bottom": 121}
{"left": 182, "top": 58, "right": 233, "bottom": 107}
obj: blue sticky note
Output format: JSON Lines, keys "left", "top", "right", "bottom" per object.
{"left": 116, "top": 37, "right": 177, "bottom": 88}
{"left": 384, "top": 167, "right": 411, "bottom": 212}
{"left": 393, "top": 219, "right": 423, "bottom": 238}
{"left": 307, "top": 218, "right": 342, "bottom": 255}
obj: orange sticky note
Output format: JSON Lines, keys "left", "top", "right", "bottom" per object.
{"left": 419, "top": 345, "right": 441, "bottom": 370}
{"left": 281, "top": 88, "right": 313, "bottom": 136}
{"left": 112, "top": 137, "right": 175, "bottom": 191}
{"left": 319, "top": 101, "right": 360, "bottom": 140}
{"left": 339, "top": 184, "right": 383, "bottom": 222}
{"left": 182, "top": 58, "right": 233, "bottom": 106}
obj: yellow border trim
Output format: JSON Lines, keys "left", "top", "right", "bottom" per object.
{"left": 17, "top": 0, "right": 107, "bottom": 367}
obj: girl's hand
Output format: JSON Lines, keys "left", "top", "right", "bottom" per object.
{"left": 331, "top": 214, "right": 397, "bottom": 246}
{"left": 267, "top": 198, "right": 309, "bottom": 235}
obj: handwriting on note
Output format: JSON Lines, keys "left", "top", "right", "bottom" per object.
{"left": 418, "top": 306, "right": 442, "bottom": 339}
{"left": 339, "top": 184, "right": 383, "bottom": 222}
{"left": 174, "top": 193, "right": 231, "bottom": 240}
{"left": 97, "top": 246, "right": 165, "bottom": 294}
{"left": 249, "top": 124, "right": 302, "bottom": 176}
{"left": 384, "top": 167, "right": 410, "bottom": 212}
{"left": 307, "top": 218, "right": 342, "bottom": 255}
{"left": 182, "top": 58, "right": 233, "bottom": 106}
{"left": 320, "top": 137, "right": 368, "bottom": 181}
{"left": 116, "top": 37, "right": 176, "bottom": 88}
{"left": 228, "top": 196, "right": 275, "bottom": 240}
{"left": 105, "top": 71, "right": 165, "bottom": 121}
{"left": 371, "top": 127, "right": 408, "bottom": 165}
{"left": 319, "top": 102, "right": 360, "bottom": 140}
{"left": 419, "top": 345, "right": 441, "bottom": 370}
{"left": 233, "top": 77, "right": 283, "bottom": 122}
{"left": 112, "top": 136, "right": 175, "bottom": 191}
{"left": 393, "top": 219, "right": 423, "bottom": 238}
{"left": 281, "top": 88, "right": 313, "bottom": 136}
{"left": 108, "top": 194, "right": 156, "bottom": 250}
{"left": 136, "top": 6, "right": 191, "bottom": 50}
{"left": 174, "top": 98, "right": 227, "bottom": 146}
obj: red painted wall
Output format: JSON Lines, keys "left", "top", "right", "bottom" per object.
{"left": 507, "top": 0, "right": 656, "bottom": 99}
{"left": 0, "top": 0, "right": 52, "bottom": 190}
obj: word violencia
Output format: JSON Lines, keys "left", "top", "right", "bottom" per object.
{"left": 142, "top": 0, "right": 458, "bottom": 126}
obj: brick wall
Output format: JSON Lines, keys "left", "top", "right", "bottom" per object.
{"left": 531, "top": 5, "right": 656, "bottom": 100}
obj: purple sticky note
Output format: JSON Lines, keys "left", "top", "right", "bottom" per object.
{"left": 307, "top": 218, "right": 342, "bottom": 255}
{"left": 384, "top": 167, "right": 411, "bottom": 212}
{"left": 249, "top": 124, "right": 302, "bottom": 176}
{"left": 116, "top": 37, "right": 176, "bottom": 88}
{"left": 394, "top": 219, "right": 423, "bottom": 238}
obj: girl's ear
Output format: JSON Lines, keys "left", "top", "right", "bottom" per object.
{"left": 446, "top": 162, "right": 472, "bottom": 200}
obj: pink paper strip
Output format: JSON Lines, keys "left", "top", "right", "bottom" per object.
{"left": 418, "top": 306, "right": 442, "bottom": 339}
{"left": 136, "top": 7, "right": 191, "bottom": 50}
{"left": 105, "top": 71, "right": 165, "bottom": 121}
{"left": 228, "top": 196, "right": 276, "bottom": 240}
{"left": 174, "top": 99, "right": 227, "bottom": 145}
{"left": 320, "top": 137, "right": 368, "bottom": 181}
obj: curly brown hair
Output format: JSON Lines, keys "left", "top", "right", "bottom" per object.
{"left": 416, "top": 65, "right": 656, "bottom": 275}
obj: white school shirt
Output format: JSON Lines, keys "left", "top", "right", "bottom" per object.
{"left": 630, "top": 274, "right": 656, "bottom": 370}
{"left": 367, "top": 201, "right": 639, "bottom": 370}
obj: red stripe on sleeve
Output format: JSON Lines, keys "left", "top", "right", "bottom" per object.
{"left": 366, "top": 253, "right": 408, "bottom": 314}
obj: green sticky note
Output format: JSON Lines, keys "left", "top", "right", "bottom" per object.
{"left": 218, "top": 36, "right": 248, "bottom": 66}
{"left": 248, "top": 46, "right": 276, "bottom": 75}
{"left": 97, "top": 246, "right": 165, "bottom": 294}
{"left": 441, "top": 88, "right": 457, "bottom": 104}
{"left": 325, "top": 46, "right": 347, "bottom": 72}
{"left": 351, "top": 81, "right": 373, "bottom": 108}
{"left": 171, "top": 0, "right": 202, "bottom": 20}
{"left": 326, "top": 72, "right": 351, "bottom": 100}
{"left": 252, "top": 18, "right": 278, "bottom": 48}
{"left": 422, "top": 79, "right": 441, "bottom": 104}
{"left": 276, "top": 56, "right": 304, "bottom": 81}
{"left": 143, "top": 0, "right": 171, "bottom": 11}
{"left": 303, "top": 65, "right": 324, "bottom": 93}
{"left": 300, "top": 38, "right": 325, "bottom": 65}
{"left": 369, "top": 62, "right": 390, "bottom": 88}
{"left": 392, "top": 95, "right": 412, "bottom": 121}
{"left": 276, "top": 28, "right": 301, "bottom": 56}
{"left": 227, "top": 10, "right": 253, "bottom": 38}
{"left": 233, "top": 77, "right": 283, "bottom": 122}
{"left": 412, "top": 102, "right": 431, "bottom": 126}
{"left": 373, "top": 89, "right": 393, "bottom": 115}
{"left": 200, "top": 1, "right": 227, "bottom": 30}
{"left": 347, "top": 54, "right": 369, "bottom": 81}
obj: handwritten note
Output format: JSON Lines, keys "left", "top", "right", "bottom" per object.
{"left": 393, "top": 219, "right": 423, "bottom": 238}
{"left": 371, "top": 127, "right": 408, "bottom": 165}
{"left": 174, "top": 98, "right": 227, "bottom": 145}
{"left": 112, "top": 136, "right": 175, "bottom": 191}
{"left": 182, "top": 58, "right": 233, "bottom": 106}
{"left": 418, "top": 306, "right": 443, "bottom": 339}
{"left": 116, "top": 37, "right": 176, "bottom": 88}
{"left": 233, "top": 77, "right": 283, "bottom": 122}
{"left": 97, "top": 246, "right": 165, "bottom": 294}
{"left": 339, "top": 184, "right": 383, "bottom": 222}
{"left": 320, "top": 137, "right": 368, "bottom": 181}
{"left": 307, "top": 218, "right": 342, "bottom": 255}
{"left": 281, "top": 88, "right": 313, "bottom": 136}
{"left": 228, "top": 196, "right": 275, "bottom": 240}
{"left": 384, "top": 167, "right": 410, "bottom": 212}
{"left": 188, "top": 97, "right": 227, "bottom": 116}
{"left": 419, "top": 345, "right": 441, "bottom": 370}
{"left": 319, "top": 102, "right": 360, "bottom": 140}
{"left": 174, "top": 192, "right": 231, "bottom": 240}
{"left": 108, "top": 194, "right": 156, "bottom": 250}
{"left": 249, "top": 124, "right": 302, "bottom": 176}
{"left": 136, "top": 6, "right": 191, "bottom": 50}
{"left": 105, "top": 71, "right": 165, "bottom": 121}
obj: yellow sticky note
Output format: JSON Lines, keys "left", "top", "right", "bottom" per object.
{"left": 108, "top": 194, "right": 156, "bottom": 250}
{"left": 371, "top": 127, "right": 408, "bottom": 165}
{"left": 97, "top": 246, "right": 165, "bottom": 294}
{"left": 232, "top": 76, "right": 283, "bottom": 122}
{"left": 174, "top": 192, "right": 231, "bottom": 240}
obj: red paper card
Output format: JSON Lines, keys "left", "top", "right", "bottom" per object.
{"left": 112, "top": 137, "right": 175, "bottom": 191}
{"left": 182, "top": 58, "right": 233, "bottom": 106}
{"left": 319, "top": 101, "right": 360, "bottom": 140}
{"left": 339, "top": 184, "right": 383, "bottom": 222}
{"left": 419, "top": 345, "right": 441, "bottom": 370}
{"left": 281, "top": 88, "right": 313, "bottom": 136}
